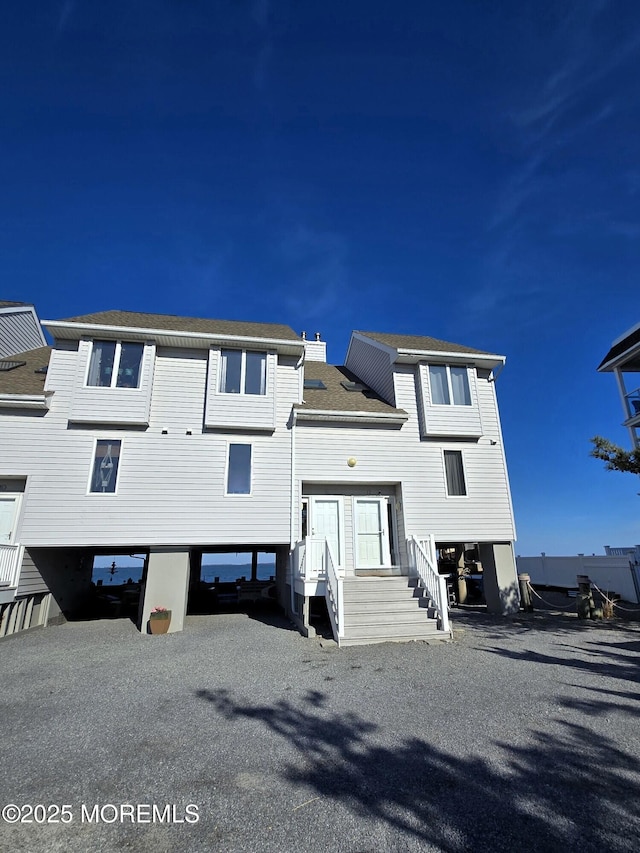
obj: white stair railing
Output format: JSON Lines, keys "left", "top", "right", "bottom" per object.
{"left": 407, "top": 535, "right": 450, "bottom": 633}
{"left": 0, "top": 544, "right": 23, "bottom": 588}
{"left": 324, "top": 539, "right": 344, "bottom": 641}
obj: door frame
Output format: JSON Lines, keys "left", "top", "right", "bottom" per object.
{"left": 308, "top": 495, "right": 346, "bottom": 569}
{"left": 0, "top": 493, "right": 23, "bottom": 545}
{"left": 353, "top": 496, "right": 393, "bottom": 570}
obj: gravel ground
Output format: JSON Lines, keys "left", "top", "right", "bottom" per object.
{"left": 1, "top": 600, "right": 639, "bottom": 853}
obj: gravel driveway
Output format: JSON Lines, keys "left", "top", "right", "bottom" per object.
{"left": 1, "top": 606, "right": 639, "bottom": 852}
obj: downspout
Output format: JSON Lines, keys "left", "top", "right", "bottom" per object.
{"left": 289, "top": 348, "right": 305, "bottom": 619}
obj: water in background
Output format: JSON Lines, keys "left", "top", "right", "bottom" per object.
{"left": 92, "top": 562, "right": 276, "bottom": 586}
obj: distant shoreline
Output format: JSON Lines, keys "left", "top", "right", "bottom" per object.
{"left": 92, "top": 562, "right": 276, "bottom": 586}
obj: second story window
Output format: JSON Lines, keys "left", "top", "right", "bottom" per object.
{"left": 428, "top": 365, "right": 471, "bottom": 406}
{"left": 90, "top": 440, "right": 121, "bottom": 493}
{"left": 87, "top": 340, "right": 144, "bottom": 389}
{"left": 219, "top": 350, "right": 266, "bottom": 395}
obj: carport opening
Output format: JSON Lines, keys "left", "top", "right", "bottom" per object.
{"left": 87, "top": 554, "right": 147, "bottom": 620}
{"left": 437, "top": 543, "right": 485, "bottom": 607}
{"left": 188, "top": 550, "right": 277, "bottom": 614}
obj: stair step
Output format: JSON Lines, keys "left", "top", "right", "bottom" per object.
{"left": 346, "top": 610, "right": 437, "bottom": 626}
{"left": 343, "top": 589, "right": 424, "bottom": 603}
{"left": 340, "top": 631, "right": 451, "bottom": 647}
{"left": 344, "top": 598, "right": 430, "bottom": 614}
{"left": 343, "top": 621, "right": 443, "bottom": 639}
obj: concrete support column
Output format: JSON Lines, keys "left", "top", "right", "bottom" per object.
{"left": 479, "top": 542, "right": 520, "bottom": 615}
{"left": 141, "top": 548, "right": 190, "bottom": 634}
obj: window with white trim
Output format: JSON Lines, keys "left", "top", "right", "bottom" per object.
{"left": 90, "top": 440, "right": 121, "bottom": 493}
{"left": 219, "top": 350, "right": 266, "bottom": 395}
{"left": 87, "top": 340, "right": 144, "bottom": 388}
{"left": 444, "top": 450, "right": 466, "bottom": 496}
{"left": 227, "top": 444, "right": 252, "bottom": 494}
{"left": 429, "top": 365, "right": 471, "bottom": 406}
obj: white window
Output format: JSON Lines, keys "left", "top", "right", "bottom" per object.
{"left": 227, "top": 444, "right": 252, "bottom": 494}
{"left": 219, "top": 350, "right": 266, "bottom": 395}
{"left": 444, "top": 450, "right": 466, "bottom": 496}
{"left": 87, "top": 340, "right": 144, "bottom": 389}
{"left": 90, "top": 440, "right": 121, "bottom": 493}
{"left": 429, "top": 365, "right": 471, "bottom": 406}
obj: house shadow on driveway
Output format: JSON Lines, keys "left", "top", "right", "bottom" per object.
{"left": 195, "top": 685, "right": 640, "bottom": 853}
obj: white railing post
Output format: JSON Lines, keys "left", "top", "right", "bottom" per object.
{"left": 0, "top": 544, "right": 23, "bottom": 588}
{"left": 407, "top": 535, "right": 450, "bottom": 634}
{"left": 324, "top": 539, "right": 344, "bottom": 641}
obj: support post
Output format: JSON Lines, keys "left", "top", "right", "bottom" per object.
{"left": 518, "top": 573, "right": 533, "bottom": 612}
{"left": 140, "top": 548, "right": 190, "bottom": 634}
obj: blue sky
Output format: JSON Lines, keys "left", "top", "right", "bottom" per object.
{"left": 2, "top": 1, "right": 639, "bottom": 555}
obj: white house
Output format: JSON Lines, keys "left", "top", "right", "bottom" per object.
{"left": 0, "top": 309, "right": 519, "bottom": 644}
{"left": 598, "top": 322, "right": 640, "bottom": 449}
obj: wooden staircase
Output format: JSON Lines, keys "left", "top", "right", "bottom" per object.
{"left": 339, "top": 575, "right": 452, "bottom": 647}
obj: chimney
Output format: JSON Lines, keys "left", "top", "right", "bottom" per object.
{"left": 303, "top": 331, "right": 326, "bottom": 362}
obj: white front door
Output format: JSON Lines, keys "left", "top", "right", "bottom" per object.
{"left": 354, "top": 498, "right": 391, "bottom": 568}
{"left": 0, "top": 496, "right": 20, "bottom": 544}
{"left": 311, "top": 497, "right": 344, "bottom": 568}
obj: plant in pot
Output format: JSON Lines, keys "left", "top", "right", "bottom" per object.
{"left": 149, "top": 606, "right": 171, "bottom": 634}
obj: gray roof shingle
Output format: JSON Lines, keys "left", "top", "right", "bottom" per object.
{"left": 0, "top": 346, "right": 51, "bottom": 396}
{"left": 356, "top": 330, "right": 494, "bottom": 356}
{"left": 296, "top": 362, "right": 404, "bottom": 415}
{"left": 59, "top": 310, "right": 301, "bottom": 342}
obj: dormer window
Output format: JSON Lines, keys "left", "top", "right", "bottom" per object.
{"left": 428, "top": 365, "right": 471, "bottom": 406}
{"left": 219, "top": 350, "right": 266, "bottom": 395}
{"left": 87, "top": 340, "right": 144, "bottom": 389}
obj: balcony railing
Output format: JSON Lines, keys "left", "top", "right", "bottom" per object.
{"left": 0, "top": 544, "right": 23, "bottom": 588}
{"left": 625, "top": 388, "right": 640, "bottom": 421}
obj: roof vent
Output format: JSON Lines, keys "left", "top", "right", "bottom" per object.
{"left": 341, "top": 380, "right": 367, "bottom": 392}
{"left": 0, "top": 360, "right": 26, "bottom": 372}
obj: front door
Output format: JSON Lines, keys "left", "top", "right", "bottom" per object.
{"left": 354, "top": 498, "right": 391, "bottom": 568}
{"left": 0, "top": 496, "right": 20, "bottom": 544}
{"left": 310, "top": 497, "right": 344, "bottom": 568}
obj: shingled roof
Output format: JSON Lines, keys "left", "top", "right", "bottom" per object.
{"left": 0, "top": 300, "right": 28, "bottom": 309}
{"left": 0, "top": 346, "right": 51, "bottom": 396}
{"left": 296, "top": 361, "right": 406, "bottom": 418}
{"left": 58, "top": 310, "right": 301, "bottom": 342}
{"left": 356, "top": 330, "right": 494, "bottom": 356}
{"left": 598, "top": 324, "right": 640, "bottom": 371}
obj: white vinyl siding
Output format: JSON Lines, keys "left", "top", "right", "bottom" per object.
{"left": 297, "top": 364, "right": 515, "bottom": 546}
{"left": 344, "top": 334, "right": 396, "bottom": 404}
{"left": 205, "top": 349, "right": 277, "bottom": 430}
{"left": 1, "top": 347, "right": 300, "bottom": 547}
{"left": 69, "top": 340, "right": 155, "bottom": 426}
{"left": 417, "top": 363, "right": 482, "bottom": 438}
{"left": 0, "top": 307, "right": 46, "bottom": 359}
{"left": 15, "top": 549, "right": 49, "bottom": 597}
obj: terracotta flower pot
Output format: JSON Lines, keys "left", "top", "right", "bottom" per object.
{"left": 149, "top": 610, "right": 171, "bottom": 634}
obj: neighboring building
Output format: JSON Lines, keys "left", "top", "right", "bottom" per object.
{"left": 0, "top": 301, "right": 47, "bottom": 359}
{"left": 0, "top": 309, "right": 519, "bottom": 644}
{"left": 598, "top": 323, "right": 640, "bottom": 448}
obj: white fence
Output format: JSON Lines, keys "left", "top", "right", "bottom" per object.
{"left": 517, "top": 554, "right": 640, "bottom": 603}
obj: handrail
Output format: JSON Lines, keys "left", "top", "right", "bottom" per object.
{"left": 0, "top": 544, "right": 23, "bottom": 588}
{"left": 407, "top": 534, "right": 450, "bottom": 633}
{"left": 324, "top": 539, "right": 344, "bottom": 640}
